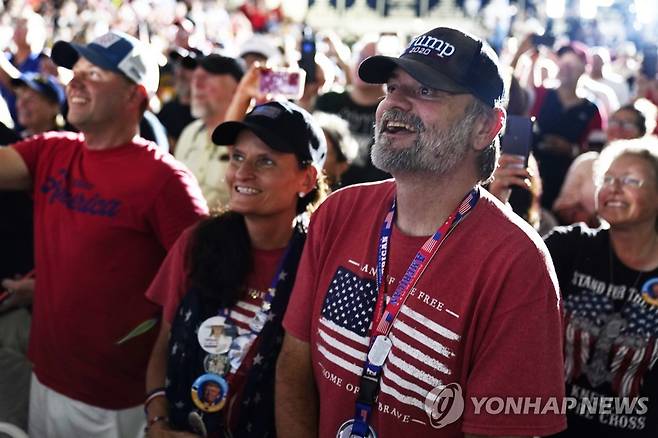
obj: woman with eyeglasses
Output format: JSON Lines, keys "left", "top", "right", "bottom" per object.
{"left": 143, "top": 101, "right": 328, "bottom": 438}
{"left": 552, "top": 100, "right": 657, "bottom": 226}
{"left": 543, "top": 138, "right": 658, "bottom": 437}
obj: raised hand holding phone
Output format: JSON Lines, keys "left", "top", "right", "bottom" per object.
{"left": 489, "top": 154, "right": 532, "bottom": 204}
{"left": 258, "top": 67, "right": 306, "bottom": 100}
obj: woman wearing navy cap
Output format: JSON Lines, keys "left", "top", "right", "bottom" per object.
{"left": 144, "top": 100, "right": 328, "bottom": 438}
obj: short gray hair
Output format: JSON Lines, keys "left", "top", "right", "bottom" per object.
{"left": 595, "top": 136, "right": 658, "bottom": 190}
{"left": 595, "top": 136, "right": 658, "bottom": 230}
{"left": 471, "top": 98, "right": 504, "bottom": 184}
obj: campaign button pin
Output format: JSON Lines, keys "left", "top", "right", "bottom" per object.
{"left": 203, "top": 353, "right": 229, "bottom": 375}
{"left": 191, "top": 373, "right": 228, "bottom": 413}
{"left": 641, "top": 278, "right": 658, "bottom": 307}
{"left": 198, "top": 316, "right": 232, "bottom": 355}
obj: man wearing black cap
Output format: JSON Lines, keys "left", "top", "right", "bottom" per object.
{"left": 277, "top": 27, "right": 566, "bottom": 437}
{"left": 175, "top": 54, "right": 245, "bottom": 209}
{"left": 0, "top": 31, "right": 207, "bottom": 437}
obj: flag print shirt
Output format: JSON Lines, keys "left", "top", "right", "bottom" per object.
{"left": 284, "top": 180, "right": 566, "bottom": 437}
{"left": 545, "top": 224, "right": 658, "bottom": 437}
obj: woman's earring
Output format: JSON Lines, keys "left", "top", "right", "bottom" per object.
{"left": 298, "top": 192, "right": 306, "bottom": 198}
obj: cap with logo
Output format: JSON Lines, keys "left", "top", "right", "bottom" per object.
{"left": 211, "top": 100, "right": 326, "bottom": 169}
{"left": 198, "top": 54, "right": 245, "bottom": 83}
{"left": 12, "top": 72, "right": 66, "bottom": 107}
{"left": 358, "top": 27, "right": 504, "bottom": 108}
{"left": 51, "top": 31, "right": 159, "bottom": 96}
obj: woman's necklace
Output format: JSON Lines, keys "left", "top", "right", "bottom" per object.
{"left": 608, "top": 243, "right": 646, "bottom": 307}
{"left": 585, "top": 239, "right": 645, "bottom": 387}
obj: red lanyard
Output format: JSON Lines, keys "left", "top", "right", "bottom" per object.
{"left": 372, "top": 188, "right": 479, "bottom": 337}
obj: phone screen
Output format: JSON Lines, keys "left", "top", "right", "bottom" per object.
{"left": 259, "top": 69, "right": 306, "bottom": 100}
{"left": 300, "top": 27, "right": 316, "bottom": 82}
{"left": 300, "top": 40, "right": 316, "bottom": 80}
{"left": 500, "top": 115, "right": 533, "bottom": 163}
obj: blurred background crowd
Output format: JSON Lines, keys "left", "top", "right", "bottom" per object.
{"left": 1, "top": 0, "right": 658, "bottom": 209}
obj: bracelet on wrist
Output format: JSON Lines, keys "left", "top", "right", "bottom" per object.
{"left": 144, "top": 388, "right": 166, "bottom": 415}
{"left": 145, "top": 415, "right": 169, "bottom": 432}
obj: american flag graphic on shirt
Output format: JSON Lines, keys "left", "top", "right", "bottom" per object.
{"left": 318, "top": 266, "right": 461, "bottom": 413}
{"left": 564, "top": 290, "right": 658, "bottom": 398}
{"left": 229, "top": 292, "right": 266, "bottom": 333}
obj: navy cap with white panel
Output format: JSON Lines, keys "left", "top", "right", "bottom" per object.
{"left": 51, "top": 31, "right": 159, "bottom": 96}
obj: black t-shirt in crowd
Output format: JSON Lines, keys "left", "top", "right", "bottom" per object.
{"left": 0, "top": 123, "right": 34, "bottom": 279}
{"left": 315, "top": 90, "right": 389, "bottom": 185}
{"left": 158, "top": 98, "right": 195, "bottom": 144}
{"left": 545, "top": 224, "right": 658, "bottom": 437}
{"left": 532, "top": 88, "right": 601, "bottom": 210}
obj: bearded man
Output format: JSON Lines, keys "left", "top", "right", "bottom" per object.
{"left": 275, "top": 27, "right": 567, "bottom": 438}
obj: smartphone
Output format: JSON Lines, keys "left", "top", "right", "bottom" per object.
{"left": 531, "top": 33, "right": 556, "bottom": 48}
{"left": 501, "top": 115, "right": 533, "bottom": 164}
{"left": 641, "top": 44, "right": 658, "bottom": 79}
{"left": 300, "top": 26, "right": 316, "bottom": 83}
{"left": 259, "top": 68, "right": 306, "bottom": 100}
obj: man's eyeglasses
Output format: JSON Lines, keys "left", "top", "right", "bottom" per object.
{"left": 601, "top": 174, "right": 645, "bottom": 188}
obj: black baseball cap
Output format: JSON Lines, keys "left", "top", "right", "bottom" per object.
{"left": 169, "top": 47, "right": 203, "bottom": 70}
{"left": 211, "top": 100, "right": 326, "bottom": 169}
{"left": 358, "top": 27, "right": 504, "bottom": 107}
{"left": 198, "top": 54, "right": 244, "bottom": 82}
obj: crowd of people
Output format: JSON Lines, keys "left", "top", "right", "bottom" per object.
{"left": 0, "top": 1, "right": 657, "bottom": 438}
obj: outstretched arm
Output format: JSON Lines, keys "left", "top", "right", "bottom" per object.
{"left": 0, "top": 147, "right": 31, "bottom": 191}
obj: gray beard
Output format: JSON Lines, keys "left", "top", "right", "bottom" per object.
{"left": 190, "top": 97, "right": 208, "bottom": 119}
{"left": 372, "top": 108, "right": 476, "bottom": 176}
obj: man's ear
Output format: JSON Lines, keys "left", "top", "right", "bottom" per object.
{"left": 472, "top": 107, "right": 505, "bottom": 152}
{"left": 299, "top": 165, "right": 318, "bottom": 195}
{"left": 127, "top": 84, "right": 148, "bottom": 112}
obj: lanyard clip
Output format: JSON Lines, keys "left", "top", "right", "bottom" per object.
{"left": 356, "top": 372, "right": 381, "bottom": 406}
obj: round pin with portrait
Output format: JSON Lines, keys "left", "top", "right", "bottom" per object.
{"left": 191, "top": 374, "right": 229, "bottom": 413}
{"left": 203, "top": 353, "right": 229, "bottom": 375}
{"left": 641, "top": 278, "right": 658, "bottom": 307}
{"left": 198, "top": 316, "right": 232, "bottom": 354}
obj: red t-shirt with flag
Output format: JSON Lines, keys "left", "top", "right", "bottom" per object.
{"left": 284, "top": 180, "right": 567, "bottom": 437}
{"left": 13, "top": 132, "right": 208, "bottom": 409}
